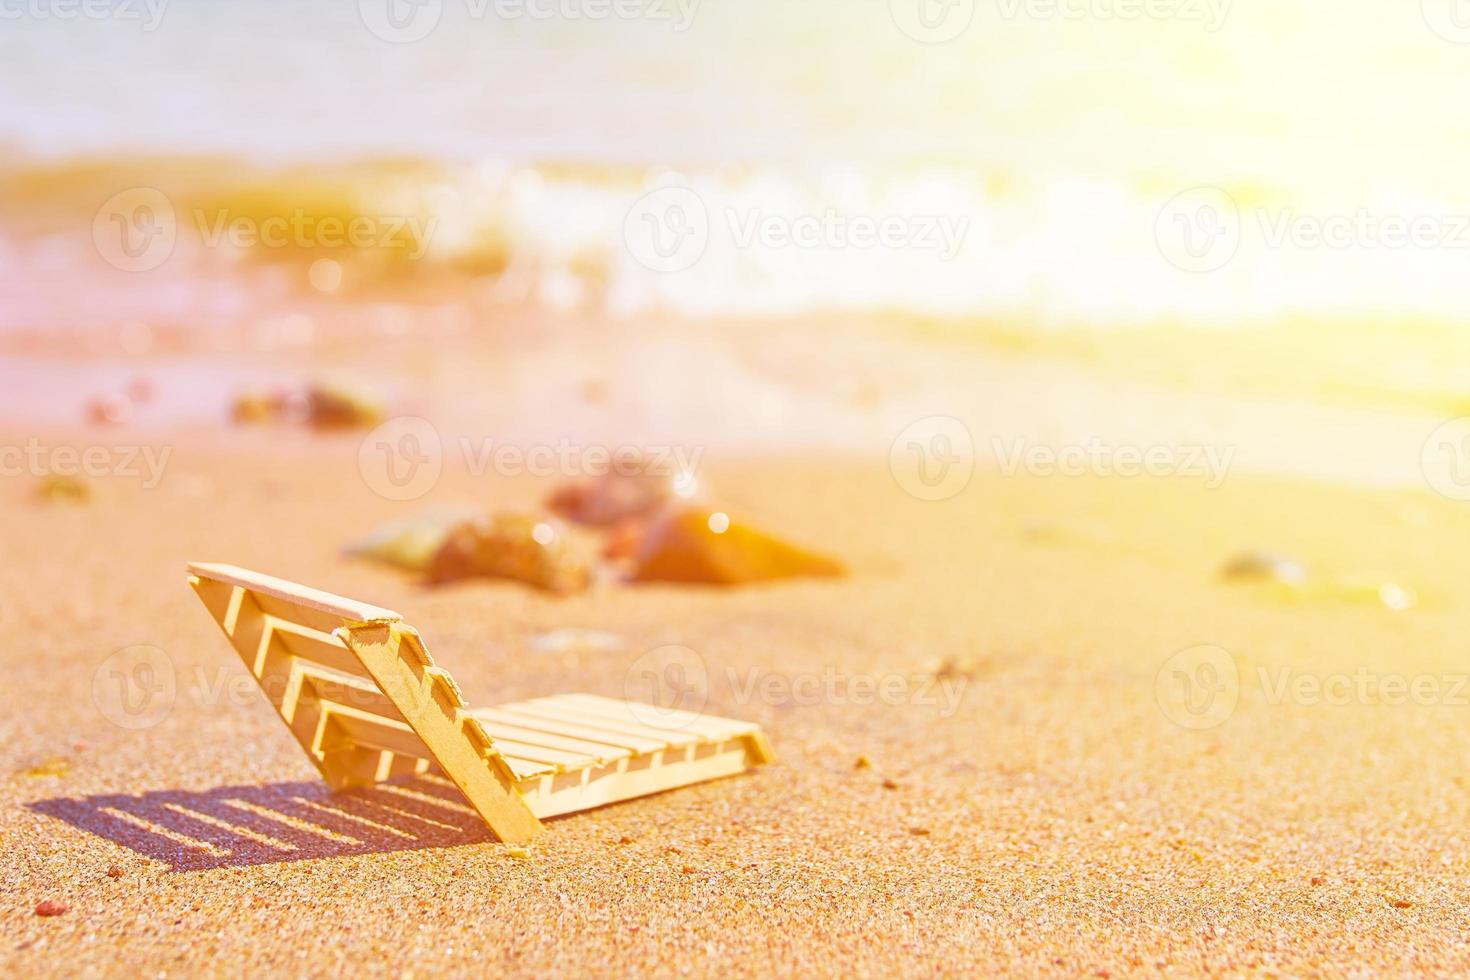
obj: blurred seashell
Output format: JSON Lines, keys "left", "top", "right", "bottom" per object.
{"left": 426, "top": 515, "right": 590, "bottom": 594}
{"left": 345, "top": 507, "right": 480, "bottom": 573}
{"left": 548, "top": 461, "right": 684, "bottom": 527}
{"left": 632, "top": 507, "right": 845, "bottom": 585}
{"left": 305, "top": 382, "right": 383, "bottom": 430}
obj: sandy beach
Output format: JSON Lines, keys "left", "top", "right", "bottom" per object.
{"left": 6, "top": 348, "right": 1470, "bottom": 975}
{"left": 8, "top": 5, "right": 1470, "bottom": 974}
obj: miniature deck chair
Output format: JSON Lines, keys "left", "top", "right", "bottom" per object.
{"left": 187, "top": 563, "right": 773, "bottom": 843}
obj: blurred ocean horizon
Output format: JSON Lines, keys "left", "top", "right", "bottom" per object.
{"left": 5, "top": 0, "right": 1470, "bottom": 329}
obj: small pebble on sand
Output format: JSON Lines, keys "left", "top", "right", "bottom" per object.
{"left": 34, "top": 901, "right": 68, "bottom": 917}
{"left": 1219, "top": 550, "right": 1308, "bottom": 586}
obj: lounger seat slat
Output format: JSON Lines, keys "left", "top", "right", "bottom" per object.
{"left": 470, "top": 708, "right": 672, "bottom": 754}
{"left": 494, "top": 700, "right": 707, "bottom": 748}
{"left": 552, "top": 693, "right": 756, "bottom": 741}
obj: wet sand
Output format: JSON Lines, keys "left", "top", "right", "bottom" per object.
{"left": 6, "top": 422, "right": 1470, "bottom": 976}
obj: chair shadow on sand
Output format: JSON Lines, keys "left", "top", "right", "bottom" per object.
{"left": 27, "top": 775, "right": 498, "bottom": 872}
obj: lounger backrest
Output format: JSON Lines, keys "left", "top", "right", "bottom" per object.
{"left": 187, "top": 563, "right": 542, "bottom": 842}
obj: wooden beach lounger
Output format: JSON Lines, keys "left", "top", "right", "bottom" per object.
{"left": 187, "top": 563, "right": 773, "bottom": 844}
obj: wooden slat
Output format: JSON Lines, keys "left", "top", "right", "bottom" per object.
{"left": 556, "top": 693, "right": 754, "bottom": 741}
{"left": 188, "top": 563, "right": 400, "bottom": 624}
{"left": 265, "top": 618, "right": 372, "bottom": 678}
{"left": 321, "top": 705, "right": 432, "bottom": 760}
{"left": 491, "top": 755, "right": 558, "bottom": 782}
{"left": 496, "top": 699, "right": 704, "bottom": 748}
{"left": 251, "top": 591, "right": 365, "bottom": 641}
{"left": 472, "top": 717, "right": 633, "bottom": 764}
{"left": 471, "top": 707, "right": 671, "bottom": 754}
{"left": 299, "top": 668, "right": 404, "bottom": 722}
{"left": 482, "top": 738, "right": 598, "bottom": 772}
{"left": 337, "top": 622, "right": 543, "bottom": 843}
